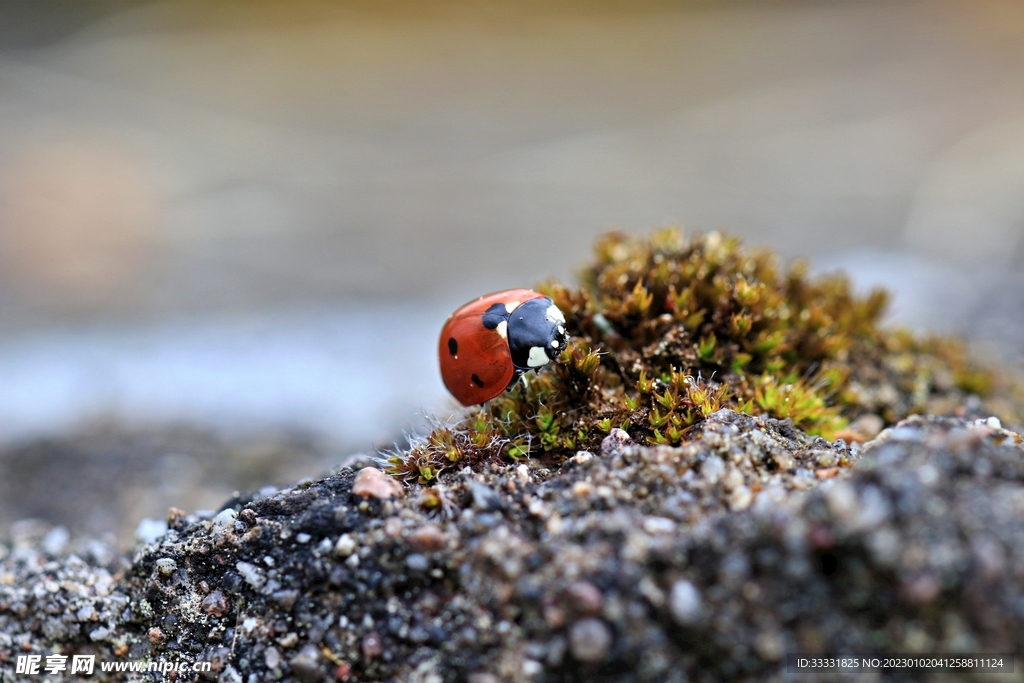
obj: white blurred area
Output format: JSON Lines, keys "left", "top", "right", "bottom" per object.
{"left": 1, "top": 0, "right": 1024, "bottom": 446}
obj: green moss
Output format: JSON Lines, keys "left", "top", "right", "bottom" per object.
{"left": 388, "top": 227, "right": 997, "bottom": 484}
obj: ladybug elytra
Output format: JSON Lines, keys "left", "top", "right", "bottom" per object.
{"left": 438, "top": 289, "right": 570, "bottom": 406}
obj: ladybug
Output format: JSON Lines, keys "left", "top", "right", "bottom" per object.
{"left": 439, "top": 289, "right": 570, "bottom": 406}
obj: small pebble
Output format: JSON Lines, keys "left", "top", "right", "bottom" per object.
{"left": 41, "top": 527, "right": 69, "bottom": 556}
{"left": 600, "top": 428, "right": 633, "bottom": 455}
{"left": 469, "top": 482, "right": 504, "bottom": 511}
{"left": 352, "top": 467, "right": 404, "bottom": 500}
{"left": 567, "top": 581, "right": 604, "bottom": 614}
{"left": 155, "top": 558, "right": 177, "bottom": 577}
{"left": 211, "top": 509, "right": 237, "bottom": 528}
{"left": 385, "top": 517, "right": 404, "bottom": 538}
{"left": 289, "top": 644, "right": 322, "bottom": 682}
{"left": 362, "top": 631, "right": 383, "bottom": 659}
{"left": 407, "top": 524, "right": 445, "bottom": 551}
{"left": 902, "top": 574, "right": 941, "bottom": 605}
{"left": 406, "top": 553, "right": 429, "bottom": 571}
{"left": 571, "top": 451, "right": 595, "bottom": 465}
{"left": 772, "top": 451, "right": 795, "bottom": 471}
{"left": 522, "top": 660, "right": 544, "bottom": 676}
{"left": 728, "top": 486, "right": 753, "bottom": 510}
{"left": 642, "top": 517, "right": 676, "bottom": 534}
{"left": 334, "top": 534, "right": 357, "bottom": 557}
{"left": 568, "top": 618, "right": 612, "bottom": 662}
{"left": 238, "top": 508, "right": 258, "bottom": 525}
{"left": 700, "top": 456, "right": 725, "bottom": 485}
{"left": 235, "top": 561, "right": 266, "bottom": 590}
{"left": 814, "top": 451, "right": 837, "bottom": 468}
{"left": 669, "top": 580, "right": 702, "bottom": 626}
{"left": 270, "top": 589, "right": 300, "bottom": 611}
{"left": 201, "top": 591, "right": 231, "bottom": 617}
{"left": 722, "top": 468, "right": 744, "bottom": 491}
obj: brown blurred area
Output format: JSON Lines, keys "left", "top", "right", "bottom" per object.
{"left": 0, "top": 135, "right": 160, "bottom": 313}
{"left": 1, "top": 0, "right": 1023, "bottom": 541}
{"left": 1, "top": 0, "right": 1023, "bottom": 321}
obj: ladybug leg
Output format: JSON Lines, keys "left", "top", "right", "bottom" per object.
{"left": 505, "top": 368, "right": 526, "bottom": 392}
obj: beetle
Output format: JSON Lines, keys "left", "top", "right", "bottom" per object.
{"left": 438, "top": 289, "right": 570, "bottom": 405}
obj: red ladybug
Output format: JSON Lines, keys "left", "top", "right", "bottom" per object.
{"left": 439, "top": 289, "right": 570, "bottom": 406}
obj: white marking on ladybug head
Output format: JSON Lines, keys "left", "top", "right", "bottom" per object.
{"left": 557, "top": 325, "right": 565, "bottom": 335}
{"left": 504, "top": 300, "right": 520, "bottom": 314}
{"left": 527, "top": 346, "right": 550, "bottom": 367}
{"left": 550, "top": 339, "right": 559, "bottom": 348}
{"left": 495, "top": 320, "right": 507, "bottom": 339}
{"left": 546, "top": 304, "right": 565, "bottom": 324}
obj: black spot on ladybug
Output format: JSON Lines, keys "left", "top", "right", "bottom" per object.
{"left": 447, "top": 337, "right": 458, "bottom": 356}
{"left": 481, "top": 303, "right": 510, "bottom": 330}
{"left": 471, "top": 374, "right": 485, "bottom": 388}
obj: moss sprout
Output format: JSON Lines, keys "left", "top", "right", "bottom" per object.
{"left": 388, "top": 227, "right": 997, "bottom": 484}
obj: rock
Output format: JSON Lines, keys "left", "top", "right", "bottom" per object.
{"left": 567, "top": 581, "right": 604, "bottom": 615}
{"left": 5, "top": 411, "right": 1024, "bottom": 683}
{"left": 700, "top": 455, "right": 725, "bottom": 484}
{"left": 362, "top": 631, "right": 383, "bottom": 659}
{"left": 211, "top": 508, "right": 237, "bottom": 528}
{"left": 334, "top": 534, "right": 357, "bottom": 557}
{"left": 468, "top": 481, "right": 504, "bottom": 511}
{"left": 407, "top": 524, "right": 445, "bottom": 551}
{"left": 270, "top": 589, "right": 299, "bottom": 611}
{"left": 600, "top": 428, "right": 632, "bottom": 455}
{"left": 352, "top": 467, "right": 404, "bottom": 499}
{"left": 406, "top": 553, "right": 429, "bottom": 571}
{"left": 154, "top": 557, "right": 177, "bottom": 576}
{"left": 728, "top": 485, "right": 753, "bottom": 511}
{"left": 201, "top": 591, "right": 230, "bottom": 617}
{"left": 669, "top": 580, "right": 702, "bottom": 626}
{"left": 568, "top": 618, "right": 612, "bottom": 662}
{"left": 40, "top": 526, "right": 69, "bottom": 555}
{"left": 235, "top": 561, "right": 265, "bottom": 590}
{"left": 289, "top": 644, "right": 322, "bottom": 681}
{"left": 571, "top": 451, "right": 595, "bottom": 465}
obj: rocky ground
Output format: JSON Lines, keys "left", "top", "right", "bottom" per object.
{"left": 2, "top": 410, "right": 1022, "bottom": 682}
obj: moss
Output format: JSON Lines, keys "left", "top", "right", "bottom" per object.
{"left": 389, "top": 227, "right": 998, "bottom": 484}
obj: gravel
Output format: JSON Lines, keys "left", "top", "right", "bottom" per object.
{"left": 1, "top": 410, "right": 1023, "bottom": 681}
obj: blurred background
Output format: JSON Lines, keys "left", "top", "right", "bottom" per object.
{"left": 1, "top": 0, "right": 1023, "bottom": 543}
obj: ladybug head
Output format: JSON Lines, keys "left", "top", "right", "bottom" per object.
{"left": 507, "top": 297, "right": 569, "bottom": 371}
